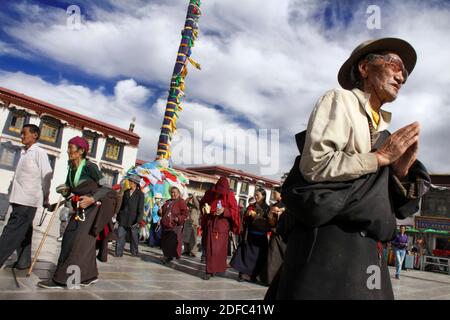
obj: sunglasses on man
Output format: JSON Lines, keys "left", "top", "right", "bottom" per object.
{"left": 367, "top": 53, "right": 409, "bottom": 82}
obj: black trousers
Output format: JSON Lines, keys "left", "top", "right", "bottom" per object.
{"left": 0, "top": 204, "right": 37, "bottom": 268}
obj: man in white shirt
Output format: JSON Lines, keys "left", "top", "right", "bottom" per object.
{"left": 0, "top": 124, "right": 52, "bottom": 270}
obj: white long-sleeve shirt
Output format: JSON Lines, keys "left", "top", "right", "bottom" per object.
{"left": 9, "top": 143, "right": 53, "bottom": 208}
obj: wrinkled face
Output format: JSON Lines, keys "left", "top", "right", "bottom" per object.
{"left": 171, "top": 188, "right": 180, "bottom": 200}
{"left": 360, "top": 52, "right": 407, "bottom": 103}
{"left": 254, "top": 191, "right": 264, "bottom": 203}
{"left": 67, "top": 143, "right": 85, "bottom": 161}
{"left": 20, "top": 127, "right": 38, "bottom": 146}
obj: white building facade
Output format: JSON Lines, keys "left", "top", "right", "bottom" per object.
{"left": 0, "top": 87, "right": 140, "bottom": 215}
{"left": 185, "top": 165, "right": 281, "bottom": 208}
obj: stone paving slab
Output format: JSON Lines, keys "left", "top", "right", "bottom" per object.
{"left": 0, "top": 291, "right": 99, "bottom": 300}
{"left": 1, "top": 220, "right": 449, "bottom": 300}
{"left": 390, "top": 268, "right": 450, "bottom": 300}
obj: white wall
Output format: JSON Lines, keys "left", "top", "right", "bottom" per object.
{"left": 0, "top": 101, "right": 14, "bottom": 194}
{"left": 45, "top": 125, "right": 80, "bottom": 204}
{"left": 0, "top": 171, "right": 14, "bottom": 194}
{"left": 121, "top": 144, "right": 138, "bottom": 179}
{"left": 96, "top": 136, "right": 106, "bottom": 163}
{"left": 0, "top": 102, "right": 9, "bottom": 131}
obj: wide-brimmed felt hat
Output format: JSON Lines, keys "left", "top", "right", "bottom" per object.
{"left": 128, "top": 175, "right": 141, "bottom": 185}
{"left": 338, "top": 37, "right": 417, "bottom": 90}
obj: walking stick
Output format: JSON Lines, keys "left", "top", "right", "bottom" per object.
{"left": 27, "top": 194, "right": 63, "bottom": 277}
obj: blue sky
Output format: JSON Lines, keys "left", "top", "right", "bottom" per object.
{"left": 1, "top": 0, "right": 450, "bottom": 179}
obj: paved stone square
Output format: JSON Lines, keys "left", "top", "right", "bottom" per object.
{"left": 0, "top": 219, "right": 449, "bottom": 300}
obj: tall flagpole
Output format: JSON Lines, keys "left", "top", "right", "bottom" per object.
{"left": 155, "top": 0, "right": 202, "bottom": 165}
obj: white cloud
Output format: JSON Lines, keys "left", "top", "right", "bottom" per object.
{"left": 114, "top": 78, "right": 152, "bottom": 108}
{"left": 0, "top": 71, "right": 289, "bottom": 177}
{"left": 0, "top": 40, "right": 31, "bottom": 59}
{"left": 0, "top": 71, "right": 158, "bottom": 159}
{"left": 1, "top": 0, "right": 450, "bottom": 178}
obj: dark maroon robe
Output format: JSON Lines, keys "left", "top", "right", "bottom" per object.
{"left": 201, "top": 177, "right": 240, "bottom": 274}
{"left": 160, "top": 198, "right": 188, "bottom": 259}
{"left": 53, "top": 180, "right": 116, "bottom": 284}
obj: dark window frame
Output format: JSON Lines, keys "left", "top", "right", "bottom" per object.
{"left": 240, "top": 181, "right": 249, "bottom": 195}
{"left": 101, "top": 138, "right": 124, "bottom": 165}
{"left": 0, "top": 141, "right": 21, "bottom": 171}
{"left": 38, "top": 116, "right": 63, "bottom": 148}
{"left": 270, "top": 190, "right": 277, "bottom": 201}
{"left": 2, "top": 109, "right": 30, "bottom": 138}
{"left": 101, "top": 168, "right": 119, "bottom": 186}
{"left": 229, "top": 178, "right": 238, "bottom": 193}
{"left": 47, "top": 154, "right": 56, "bottom": 178}
{"left": 238, "top": 197, "right": 248, "bottom": 208}
{"left": 82, "top": 130, "right": 99, "bottom": 159}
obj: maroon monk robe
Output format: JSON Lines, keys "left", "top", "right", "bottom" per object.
{"left": 201, "top": 177, "right": 240, "bottom": 274}
{"left": 160, "top": 198, "right": 189, "bottom": 259}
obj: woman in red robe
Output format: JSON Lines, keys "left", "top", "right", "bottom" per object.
{"left": 160, "top": 187, "right": 188, "bottom": 264}
{"left": 200, "top": 177, "right": 240, "bottom": 280}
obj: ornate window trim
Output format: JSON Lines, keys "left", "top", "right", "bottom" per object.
{"left": 38, "top": 116, "right": 63, "bottom": 148}
{"left": 0, "top": 141, "right": 21, "bottom": 171}
{"left": 2, "top": 109, "right": 30, "bottom": 137}
{"left": 82, "top": 130, "right": 100, "bottom": 159}
{"left": 102, "top": 137, "right": 124, "bottom": 165}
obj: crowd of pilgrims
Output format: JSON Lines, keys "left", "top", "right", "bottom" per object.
{"left": 109, "top": 176, "right": 286, "bottom": 285}
{"left": 30, "top": 136, "right": 286, "bottom": 289}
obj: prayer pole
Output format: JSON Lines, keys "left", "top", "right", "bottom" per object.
{"left": 155, "top": 0, "right": 202, "bottom": 165}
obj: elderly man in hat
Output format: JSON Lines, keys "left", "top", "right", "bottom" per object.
{"left": 115, "top": 175, "right": 145, "bottom": 257}
{"left": 268, "top": 38, "right": 430, "bottom": 300}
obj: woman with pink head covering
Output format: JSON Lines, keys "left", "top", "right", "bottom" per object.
{"left": 38, "top": 136, "right": 117, "bottom": 289}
